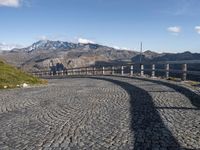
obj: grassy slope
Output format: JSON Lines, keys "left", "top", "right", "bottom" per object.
{"left": 0, "top": 60, "right": 46, "bottom": 89}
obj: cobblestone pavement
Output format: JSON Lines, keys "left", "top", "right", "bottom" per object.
{"left": 0, "top": 76, "right": 199, "bottom": 150}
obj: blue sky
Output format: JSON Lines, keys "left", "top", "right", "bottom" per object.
{"left": 0, "top": 0, "right": 200, "bottom": 52}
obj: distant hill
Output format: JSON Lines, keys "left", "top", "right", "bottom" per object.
{"left": 132, "top": 51, "right": 200, "bottom": 63}
{"left": 0, "top": 59, "right": 45, "bottom": 89}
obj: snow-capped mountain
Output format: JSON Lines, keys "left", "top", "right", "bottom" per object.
{"left": 3, "top": 40, "right": 138, "bottom": 71}
{"left": 27, "top": 40, "right": 78, "bottom": 52}
{"left": 20, "top": 40, "right": 105, "bottom": 53}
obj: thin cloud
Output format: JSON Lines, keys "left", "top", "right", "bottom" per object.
{"left": 78, "top": 38, "right": 95, "bottom": 44}
{"left": 0, "top": 0, "right": 21, "bottom": 7}
{"left": 122, "top": 47, "right": 131, "bottom": 50}
{"left": 0, "top": 42, "right": 23, "bottom": 50}
{"left": 171, "top": 0, "right": 190, "bottom": 16}
{"left": 161, "top": 0, "right": 198, "bottom": 16}
{"left": 167, "top": 26, "right": 181, "bottom": 35}
{"left": 36, "top": 34, "right": 68, "bottom": 41}
{"left": 195, "top": 26, "right": 200, "bottom": 34}
{"left": 113, "top": 46, "right": 120, "bottom": 49}
{"left": 37, "top": 35, "right": 48, "bottom": 41}
{"left": 112, "top": 46, "right": 131, "bottom": 50}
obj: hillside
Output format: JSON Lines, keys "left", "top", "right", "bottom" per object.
{"left": 0, "top": 59, "right": 45, "bottom": 89}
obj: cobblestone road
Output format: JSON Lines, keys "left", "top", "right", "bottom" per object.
{"left": 0, "top": 76, "right": 199, "bottom": 150}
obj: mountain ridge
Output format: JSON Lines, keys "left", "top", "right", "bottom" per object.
{"left": 1, "top": 40, "right": 139, "bottom": 71}
{"left": 0, "top": 40, "right": 199, "bottom": 72}
{"left": 12, "top": 40, "right": 123, "bottom": 52}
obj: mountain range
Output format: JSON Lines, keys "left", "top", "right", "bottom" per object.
{"left": 0, "top": 40, "right": 199, "bottom": 72}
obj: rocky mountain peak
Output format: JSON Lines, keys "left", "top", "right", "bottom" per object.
{"left": 27, "top": 40, "right": 77, "bottom": 52}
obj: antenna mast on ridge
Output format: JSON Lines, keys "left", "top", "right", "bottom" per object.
{"left": 139, "top": 42, "right": 143, "bottom": 63}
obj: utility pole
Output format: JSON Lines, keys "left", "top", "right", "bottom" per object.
{"left": 139, "top": 42, "right": 143, "bottom": 63}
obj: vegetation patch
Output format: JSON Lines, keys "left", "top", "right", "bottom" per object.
{"left": 0, "top": 60, "right": 47, "bottom": 89}
{"left": 167, "top": 77, "right": 182, "bottom": 82}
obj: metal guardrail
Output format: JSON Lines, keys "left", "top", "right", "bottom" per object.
{"left": 31, "top": 60, "right": 200, "bottom": 81}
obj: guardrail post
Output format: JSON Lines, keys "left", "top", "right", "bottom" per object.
{"left": 182, "top": 64, "right": 187, "bottom": 81}
{"left": 73, "top": 69, "right": 75, "bottom": 75}
{"left": 69, "top": 69, "right": 71, "bottom": 76}
{"left": 140, "top": 64, "right": 144, "bottom": 76}
{"left": 77, "top": 69, "right": 80, "bottom": 75}
{"left": 112, "top": 66, "right": 115, "bottom": 75}
{"left": 102, "top": 67, "right": 105, "bottom": 75}
{"left": 86, "top": 68, "right": 88, "bottom": 75}
{"left": 66, "top": 70, "right": 68, "bottom": 76}
{"left": 165, "top": 64, "right": 169, "bottom": 79}
{"left": 93, "top": 67, "right": 95, "bottom": 75}
{"left": 78, "top": 69, "right": 80, "bottom": 75}
{"left": 130, "top": 65, "right": 133, "bottom": 76}
{"left": 152, "top": 64, "right": 155, "bottom": 78}
{"left": 121, "top": 66, "right": 124, "bottom": 75}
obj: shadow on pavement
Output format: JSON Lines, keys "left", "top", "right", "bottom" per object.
{"left": 115, "top": 75, "right": 200, "bottom": 108}
{"left": 88, "top": 76, "right": 182, "bottom": 150}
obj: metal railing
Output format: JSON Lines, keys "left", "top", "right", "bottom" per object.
{"left": 31, "top": 60, "right": 200, "bottom": 81}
